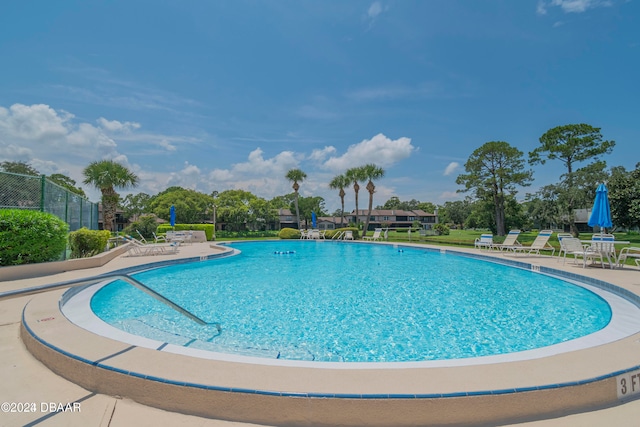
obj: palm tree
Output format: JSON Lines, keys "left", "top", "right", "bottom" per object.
{"left": 83, "top": 160, "right": 139, "bottom": 232}
{"left": 328, "top": 174, "right": 350, "bottom": 227}
{"left": 360, "top": 164, "right": 385, "bottom": 237}
{"left": 285, "top": 168, "right": 307, "bottom": 229}
{"left": 345, "top": 167, "right": 367, "bottom": 230}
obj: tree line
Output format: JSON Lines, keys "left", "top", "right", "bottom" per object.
{"left": 2, "top": 122, "right": 639, "bottom": 235}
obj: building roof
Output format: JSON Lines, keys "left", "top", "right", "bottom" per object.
{"left": 348, "top": 209, "right": 436, "bottom": 217}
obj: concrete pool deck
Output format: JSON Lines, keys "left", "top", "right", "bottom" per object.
{"left": 1, "top": 241, "right": 640, "bottom": 426}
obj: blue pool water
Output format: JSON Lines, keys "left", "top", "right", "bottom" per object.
{"left": 90, "top": 241, "right": 612, "bottom": 362}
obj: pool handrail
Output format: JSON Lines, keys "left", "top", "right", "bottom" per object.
{"left": 1, "top": 273, "right": 216, "bottom": 327}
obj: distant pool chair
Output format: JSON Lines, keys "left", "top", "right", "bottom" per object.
{"left": 617, "top": 247, "right": 640, "bottom": 269}
{"left": 508, "top": 230, "right": 556, "bottom": 256}
{"left": 492, "top": 230, "right": 522, "bottom": 251}
{"left": 474, "top": 233, "right": 494, "bottom": 250}
{"left": 363, "top": 228, "right": 383, "bottom": 241}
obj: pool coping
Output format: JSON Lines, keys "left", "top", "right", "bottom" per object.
{"left": 18, "top": 241, "right": 640, "bottom": 426}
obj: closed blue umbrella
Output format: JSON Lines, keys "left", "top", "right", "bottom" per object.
{"left": 588, "top": 183, "right": 612, "bottom": 231}
{"left": 312, "top": 211, "right": 317, "bottom": 228}
{"left": 170, "top": 205, "right": 176, "bottom": 228}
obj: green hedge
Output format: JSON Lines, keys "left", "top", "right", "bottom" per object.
{"left": 0, "top": 209, "right": 69, "bottom": 266}
{"left": 68, "top": 228, "right": 111, "bottom": 258}
{"left": 217, "top": 230, "right": 279, "bottom": 239}
{"left": 157, "top": 223, "right": 215, "bottom": 241}
{"left": 278, "top": 228, "right": 301, "bottom": 239}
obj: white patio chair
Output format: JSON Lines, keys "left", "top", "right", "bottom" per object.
{"left": 556, "top": 233, "right": 574, "bottom": 262}
{"left": 561, "top": 237, "right": 601, "bottom": 267}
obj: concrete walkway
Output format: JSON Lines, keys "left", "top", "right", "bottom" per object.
{"left": 1, "top": 241, "right": 639, "bottom": 426}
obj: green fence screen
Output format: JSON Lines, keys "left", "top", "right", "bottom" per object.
{"left": 0, "top": 171, "right": 98, "bottom": 231}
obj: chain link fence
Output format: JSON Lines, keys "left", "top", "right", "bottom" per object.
{"left": 0, "top": 171, "right": 98, "bottom": 231}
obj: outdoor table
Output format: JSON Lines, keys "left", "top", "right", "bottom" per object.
{"left": 580, "top": 240, "right": 630, "bottom": 269}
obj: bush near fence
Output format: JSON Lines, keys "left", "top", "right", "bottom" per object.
{"left": 157, "top": 224, "right": 215, "bottom": 241}
{"left": 0, "top": 171, "right": 98, "bottom": 231}
{"left": 68, "top": 228, "right": 111, "bottom": 258}
{"left": 0, "top": 209, "right": 69, "bottom": 266}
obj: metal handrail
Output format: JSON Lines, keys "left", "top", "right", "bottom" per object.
{"left": 0, "top": 274, "right": 218, "bottom": 328}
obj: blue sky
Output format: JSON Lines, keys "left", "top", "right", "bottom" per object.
{"left": 0, "top": 0, "right": 638, "bottom": 212}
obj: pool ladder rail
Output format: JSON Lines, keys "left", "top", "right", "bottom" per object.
{"left": 0, "top": 273, "right": 220, "bottom": 329}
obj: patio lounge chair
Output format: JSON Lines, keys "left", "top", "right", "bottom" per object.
{"left": 474, "top": 233, "right": 493, "bottom": 250}
{"left": 152, "top": 232, "right": 167, "bottom": 243}
{"left": 124, "top": 235, "right": 180, "bottom": 256}
{"left": 363, "top": 228, "right": 383, "bottom": 241}
{"left": 343, "top": 230, "right": 354, "bottom": 240}
{"left": 617, "top": 247, "right": 640, "bottom": 269}
{"left": 507, "top": 230, "right": 555, "bottom": 256}
{"left": 491, "top": 230, "right": 522, "bottom": 251}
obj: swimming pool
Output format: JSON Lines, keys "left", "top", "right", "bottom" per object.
{"left": 83, "top": 241, "right": 614, "bottom": 363}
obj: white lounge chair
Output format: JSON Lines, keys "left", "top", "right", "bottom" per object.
{"left": 617, "top": 247, "right": 640, "bottom": 269}
{"left": 492, "top": 230, "right": 522, "bottom": 251}
{"left": 474, "top": 233, "right": 493, "bottom": 250}
{"left": 152, "top": 232, "right": 167, "bottom": 243}
{"left": 363, "top": 228, "right": 383, "bottom": 241}
{"left": 343, "top": 230, "right": 354, "bottom": 240}
{"left": 124, "top": 235, "right": 180, "bottom": 256}
{"left": 508, "top": 230, "right": 555, "bottom": 256}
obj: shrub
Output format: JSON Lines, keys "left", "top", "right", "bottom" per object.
{"left": 157, "top": 223, "right": 215, "bottom": 241}
{"left": 278, "top": 228, "right": 301, "bottom": 239}
{"left": 433, "top": 223, "right": 450, "bottom": 236}
{"left": 122, "top": 215, "right": 161, "bottom": 239}
{"left": 68, "top": 228, "right": 111, "bottom": 258}
{"left": 0, "top": 209, "right": 69, "bottom": 266}
{"left": 216, "top": 230, "right": 279, "bottom": 239}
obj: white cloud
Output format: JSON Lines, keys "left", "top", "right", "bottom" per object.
{"left": 364, "top": 1, "right": 387, "bottom": 28}
{"left": 97, "top": 117, "right": 141, "bottom": 133}
{"left": 538, "top": 0, "right": 614, "bottom": 14}
{"left": 165, "top": 162, "right": 203, "bottom": 190}
{"left": 368, "top": 1, "right": 383, "bottom": 19}
{"left": 0, "top": 103, "right": 123, "bottom": 163}
{"left": 0, "top": 104, "right": 70, "bottom": 141}
{"left": 309, "top": 146, "right": 337, "bottom": 162}
{"left": 0, "top": 143, "right": 32, "bottom": 159}
{"left": 231, "top": 148, "right": 299, "bottom": 175}
{"left": 537, "top": 1, "right": 549, "bottom": 14}
{"left": 443, "top": 162, "right": 460, "bottom": 176}
{"left": 322, "top": 133, "right": 416, "bottom": 172}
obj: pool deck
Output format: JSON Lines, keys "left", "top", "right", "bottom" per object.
{"left": 1, "top": 241, "right": 640, "bottom": 426}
